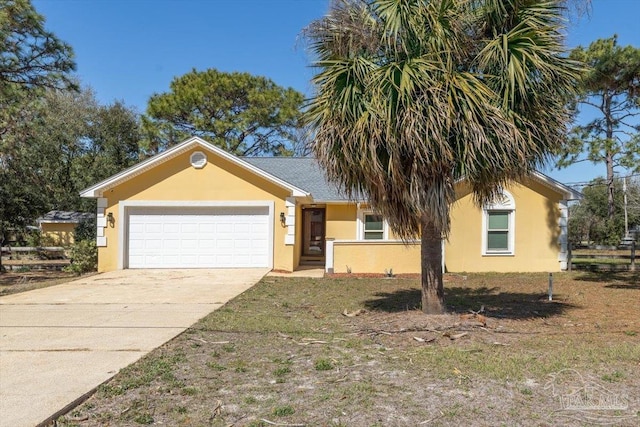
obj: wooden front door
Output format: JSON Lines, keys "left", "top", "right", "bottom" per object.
{"left": 302, "top": 208, "right": 325, "bottom": 257}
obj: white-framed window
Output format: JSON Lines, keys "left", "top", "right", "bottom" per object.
{"left": 357, "top": 208, "right": 388, "bottom": 240}
{"left": 363, "top": 213, "right": 384, "bottom": 240}
{"left": 482, "top": 191, "right": 515, "bottom": 255}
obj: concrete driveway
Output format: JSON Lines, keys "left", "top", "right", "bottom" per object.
{"left": 0, "top": 268, "right": 267, "bottom": 427}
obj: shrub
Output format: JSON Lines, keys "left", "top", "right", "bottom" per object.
{"left": 74, "top": 216, "right": 97, "bottom": 242}
{"left": 64, "top": 239, "right": 97, "bottom": 275}
{"left": 24, "top": 229, "right": 42, "bottom": 247}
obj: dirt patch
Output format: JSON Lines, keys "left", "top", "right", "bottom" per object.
{"left": 0, "top": 270, "right": 79, "bottom": 296}
{"left": 328, "top": 273, "right": 420, "bottom": 279}
{"left": 54, "top": 272, "right": 639, "bottom": 426}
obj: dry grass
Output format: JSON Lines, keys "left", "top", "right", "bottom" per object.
{"left": 0, "top": 270, "right": 79, "bottom": 296}
{"left": 55, "top": 272, "right": 639, "bottom": 426}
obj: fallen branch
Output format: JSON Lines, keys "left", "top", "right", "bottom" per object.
{"left": 67, "top": 415, "right": 89, "bottom": 422}
{"left": 260, "top": 419, "right": 306, "bottom": 427}
{"left": 342, "top": 308, "right": 367, "bottom": 317}
{"left": 419, "top": 413, "right": 443, "bottom": 425}
{"left": 444, "top": 332, "right": 468, "bottom": 340}
{"left": 413, "top": 336, "right": 437, "bottom": 343}
{"left": 225, "top": 413, "right": 247, "bottom": 427}
{"left": 211, "top": 400, "right": 222, "bottom": 418}
{"left": 189, "top": 337, "right": 231, "bottom": 345}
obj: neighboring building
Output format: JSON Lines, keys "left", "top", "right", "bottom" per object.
{"left": 80, "top": 137, "right": 582, "bottom": 273}
{"left": 37, "top": 211, "right": 93, "bottom": 246}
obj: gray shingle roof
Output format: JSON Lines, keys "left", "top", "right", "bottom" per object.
{"left": 242, "top": 157, "right": 350, "bottom": 201}
{"left": 38, "top": 211, "right": 93, "bottom": 223}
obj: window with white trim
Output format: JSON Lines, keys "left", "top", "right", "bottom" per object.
{"left": 357, "top": 208, "right": 388, "bottom": 240}
{"left": 482, "top": 191, "right": 515, "bottom": 255}
{"left": 363, "top": 213, "right": 384, "bottom": 240}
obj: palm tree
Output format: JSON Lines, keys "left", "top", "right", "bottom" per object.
{"left": 304, "top": 0, "right": 582, "bottom": 313}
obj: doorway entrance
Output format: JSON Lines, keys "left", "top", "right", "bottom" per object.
{"left": 301, "top": 207, "right": 325, "bottom": 262}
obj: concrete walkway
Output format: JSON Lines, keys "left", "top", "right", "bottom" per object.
{"left": 0, "top": 268, "right": 267, "bottom": 427}
{"left": 267, "top": 266, "right": 325, "bottom": 278}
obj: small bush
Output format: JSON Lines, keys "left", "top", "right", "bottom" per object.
{"left": 64, "top": 239, "right": 97, "bottom": 275}
{"left": 24, "top": 230, "right": 42, "bottom": 247}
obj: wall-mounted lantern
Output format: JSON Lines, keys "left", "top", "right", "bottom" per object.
{"left": 106, "top": 212, "right": 115, "bottom": 228}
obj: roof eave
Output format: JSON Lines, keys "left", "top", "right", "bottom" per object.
{"left": 79, "top": 137, "right": 311, "bottom": 199}
{"left": 37, "top": 220, "right": 81, "bottom": 224}
{"left": 530, "top": 171, "right": 583, "bottom": 200}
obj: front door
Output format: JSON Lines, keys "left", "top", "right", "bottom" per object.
{"left": 302, "top": 208, "right": 325, "bottom": 257}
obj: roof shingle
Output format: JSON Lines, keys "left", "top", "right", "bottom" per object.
{"left": 242, "top": 157, "right": 350, "bottom": 201}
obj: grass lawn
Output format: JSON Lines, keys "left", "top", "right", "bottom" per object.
{"left": 56, "top": 272, "right": 639, "bottom": 426}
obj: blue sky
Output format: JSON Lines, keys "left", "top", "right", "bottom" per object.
{"left": 33, "top": 0, "right": 640, "bottom": 186}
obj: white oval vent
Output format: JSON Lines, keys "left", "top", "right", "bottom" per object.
{"left": 190, "top": 151, "right": 207, "bottom": 169}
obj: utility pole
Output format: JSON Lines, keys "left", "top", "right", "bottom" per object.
{"left": 623, "top": 176, "right": 629, "bottom": 239}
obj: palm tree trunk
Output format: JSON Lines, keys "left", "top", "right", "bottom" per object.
{"left": 420, "top": 214, "right": 445, "bottom": 314}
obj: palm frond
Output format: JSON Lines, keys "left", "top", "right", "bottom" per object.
{"left": 304, "top": 0, "right": 582, "bottom": 239}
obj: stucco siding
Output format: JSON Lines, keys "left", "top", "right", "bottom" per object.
{"left": 446, "top": 179, "right": 562, "bottom": 272}
{"left": 325, "top": 204, "right": 357, "bottom": 240}
{"left": 98, "top": 149, "right": 294, "bottom": 272}
{"left": 41, "top": 223, "right": 77, "bottom": 246}
{"left": 332, "top": 241, "right": 420, "bottom": 274}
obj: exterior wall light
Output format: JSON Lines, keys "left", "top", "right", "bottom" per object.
{"left": 280, "top": 212, "right": 286, "bottom": 227}
{"left": 106, "top": 212, "right": 115, "bottom": 227}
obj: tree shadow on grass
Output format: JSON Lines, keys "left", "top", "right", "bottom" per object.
{"left": 572, "top": 271, "right": 640, "bottom": 290}
{"left": 364, "top": 286, "right": 577, "bottom": 320}
{"left": 364, "top": 288, "right": 422, "bottom": 312}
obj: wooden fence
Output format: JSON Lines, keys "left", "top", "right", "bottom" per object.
{"left": 568, "top": 242, "right": 636, "bottom": 272}
{"left": 0, "top": 246, "right": 70, "bottom": 271}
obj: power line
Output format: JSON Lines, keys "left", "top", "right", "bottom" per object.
{"left": 564, "top": 172, "right": 640, "bottom": 189}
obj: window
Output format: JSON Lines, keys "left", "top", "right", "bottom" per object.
{"left": 357, "top": 208, "right": 387, "bottom": 240}
{"left": 363, "top": 214, "right": 384, "bottom": 240}
{"left": 482, "top": 191, "right": 515, "bottom": 255}
{"left": 486, "top": 211, "right": 510, "bottom": 251}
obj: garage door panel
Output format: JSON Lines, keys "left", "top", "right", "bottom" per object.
{"left": 234, "top": 223, "right": 250, "bottom": 233}
{"left": 144, "top": 239, "right": 162, "bottom": 249}
{"left": 127, "top": 206, "right": 270, "bottom": 269}
{"left": 199, "top": 240, "right": 216, "bottom": 249}
{"left": 162, "top": 239, "right": 179, "bottom": 249}
{"left": 199, "top": 223, "right": 215, "bottom": 233}
{"left": 164, "top": 223, "right": 180, "bottom": 233}
{"left": 217, "top": 239, "right": 233, "bottom": 249}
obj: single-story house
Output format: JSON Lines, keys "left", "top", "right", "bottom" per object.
{"left": 37, "top": 211, "right": 93, "bottom": 246}
{"left": 80, "top": 137, "right": 581, "bottom": 273}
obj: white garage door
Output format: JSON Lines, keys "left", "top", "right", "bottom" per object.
{"left": 127, "top": 206, "right": 270, "bottom": 268}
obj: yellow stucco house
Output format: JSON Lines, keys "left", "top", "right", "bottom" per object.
{"left": 37, "top": 211, "right": 93, "bottom": 246}
{"left": 80, "top": 137, "right": 581, "bottom": 274}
